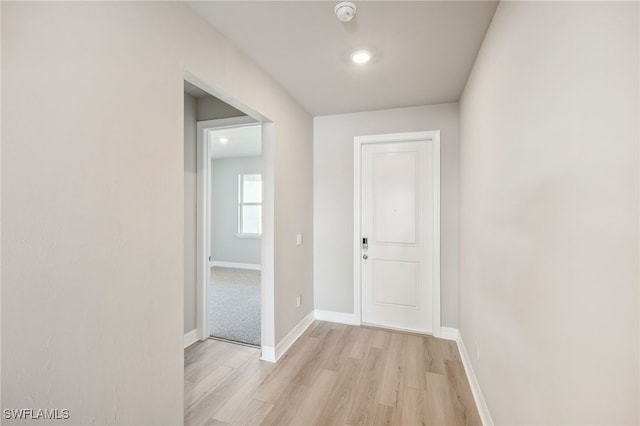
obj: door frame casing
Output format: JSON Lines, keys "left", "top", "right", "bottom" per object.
{"left": 353, "top": 130, "right": 442, "bottom": 337}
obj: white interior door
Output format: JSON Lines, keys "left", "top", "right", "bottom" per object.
{"left": 360, "top": 133, "right": 439, "bottom": 334}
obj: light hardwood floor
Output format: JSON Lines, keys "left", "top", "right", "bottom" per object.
{"left": 184, "top": 321, "right": 481, "bottom": 426}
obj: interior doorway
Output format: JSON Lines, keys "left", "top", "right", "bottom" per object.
{"left": 204, "top": 121, "right": 263, "bottom": 346}
{"left": 183, "top": 75, "right": 276, "bottom": 359}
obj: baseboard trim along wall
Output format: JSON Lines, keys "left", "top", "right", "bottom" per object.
{"left": 275, "top": 311, "right": 315, "bottom": 361}
{"left": 314, "top": 309, "right": 360, "bottom": 325}
{"left": 260, "top": 346, "right": 276, "bottom": 363}
{"left": 260, "top": 310, "right": 315, "bottom": 363}
{"left": 210, "top": 261, "right": 261, "bottom": 271}
{"left": 456, "top": 330, "right": 494, "bottom": 426}
{"left": 183, "top": 329, "right": 199, "bottom": 349}
{"left": 439, "top": 327, "right": 460, "bottom": 341}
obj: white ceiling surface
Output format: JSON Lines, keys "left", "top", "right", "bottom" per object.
{"left": 187, "top": 1, "right": 498, "bottom": 116}
{"left": 209, "top": 125, "right": 262, "bottom": 159}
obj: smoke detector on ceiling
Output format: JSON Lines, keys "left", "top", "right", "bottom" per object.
{"left": 334, "top": 2, "right": 356, "bottom": 22}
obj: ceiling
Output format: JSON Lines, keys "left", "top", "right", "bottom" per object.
{"left": 209, "top": 125, "right": 262, "bottom": 159}
{"left": 187, "top": 1, "right": 498, "bottom": 116}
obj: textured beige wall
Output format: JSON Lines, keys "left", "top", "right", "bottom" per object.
{"left": 274, "top": 113, "right": 315, "bottom": 342}
{"left": 313, "top": 104, "right": 460, "bottom": 327}
{"left": 2, "top": 2, "right": 312, "bottom": 423}
{"left": 459, "top": 2, "right": 639, "bottom": 424}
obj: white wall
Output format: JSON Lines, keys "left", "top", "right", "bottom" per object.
{"left": 211, "top": 156, "right": 261, "bottom": 265}
{"left": 2, "top": 2, "right": 313, "bottom": 423}
{"left": 184, "top": 93, "right": 198, "bottom": 334}
{"left": 459, "top": 2, "right": 639, "bottom": 424}
{"left": 313, "top": 104, "right": 460, "bottom": 327}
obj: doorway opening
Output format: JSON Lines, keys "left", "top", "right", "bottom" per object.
{"left": 183, "top": 75, "right": 276, "bottom": 357}
{"left": 205, "top": 121, "right": 262, "bottom": 346}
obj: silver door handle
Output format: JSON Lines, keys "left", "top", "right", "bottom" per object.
{"left": 363, "top": 254, "right": 368, "bottom": 260}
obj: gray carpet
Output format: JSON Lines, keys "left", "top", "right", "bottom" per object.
{"left": 208, "top": 267, "right": 261, "bottom": 346}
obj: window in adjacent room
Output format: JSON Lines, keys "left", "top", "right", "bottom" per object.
{"left": 238, "top": 173, "right": 262, "bottom": 237}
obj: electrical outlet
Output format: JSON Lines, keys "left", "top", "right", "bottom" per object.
{"left": 475, "top": 340, "right": 480, "bottom": 361}
{"left": 296, "top": 295, "right": 301, "bottom": 308}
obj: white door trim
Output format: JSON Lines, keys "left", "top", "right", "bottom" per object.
{"left": 188, "top": 71, "right": 275, "bottom": 357}
{"left": 197, "top": 116, "right": 256, "bottom": 132}
{"left": 353, "top": 131, "right": 441, "bottom": 337}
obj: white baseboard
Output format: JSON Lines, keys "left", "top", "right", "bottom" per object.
{"left": 263, "top": 310, "right": 315, "bottom": 363}
{"left": 184, "top": 329, "right": 199, "bottom": 349}
{"left": 314, "top": 309, "right": 360, "bottom": 325}
{"left": 210, "top": 261, "right": 261, "bottom": 271}
{"left": 439, "top": 326, "right": 459, "bottom": 341}
{"left": 262, "top": 310, "right": 357, "bottom": 363}
{"left": 456, "top": 330, "right": 494, "bottom": 426}
{"left": 260, "top": 346, "right": 276, "bottom": 363}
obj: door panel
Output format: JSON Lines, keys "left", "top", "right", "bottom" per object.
{"left": 361, "top": 138, "right": 435, "bottom": 333}
{"left": 373, "top": 152, "right": 418, "bottom": 244}
{"left": 373, "top": 260, "right": 419, "bottom": 308}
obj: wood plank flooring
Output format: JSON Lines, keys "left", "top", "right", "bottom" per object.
{"left": 184, "top": 321, "right": 481, "bottom": 426}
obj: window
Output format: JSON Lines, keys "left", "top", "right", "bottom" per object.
{"left": 238, "top": 174, "right": 262, "bottom": 237}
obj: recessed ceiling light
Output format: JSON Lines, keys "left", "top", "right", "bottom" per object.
{"left": 219, "top": 137, "right": 228, "bottom": 144}
{"left": 351, "top": 50, "right": 371, "bottom": 64}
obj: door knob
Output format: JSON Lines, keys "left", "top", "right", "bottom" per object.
{"left": 363, "top": 254, "right": 368, "bottom": 260}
